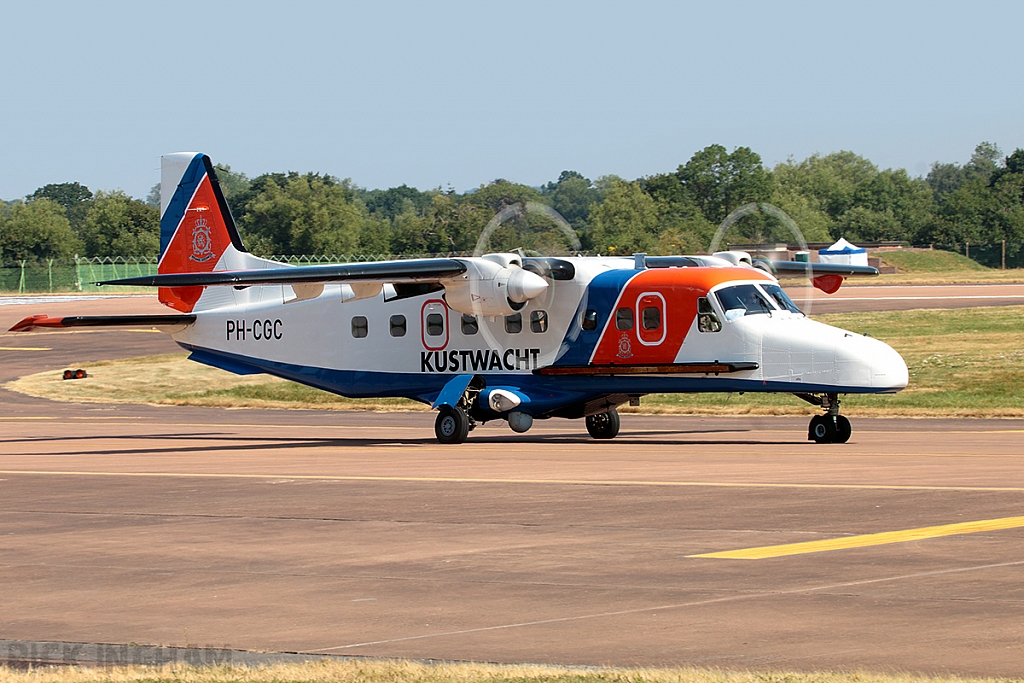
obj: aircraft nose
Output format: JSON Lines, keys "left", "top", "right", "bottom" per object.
{"left": 507, "top": 268, "right": 549, "bottom": 303}
{"left": 866, "top": 337, "right": 908, "bottom": 391}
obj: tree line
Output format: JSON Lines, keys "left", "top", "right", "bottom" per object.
{"left": 2, "top": 142, "right": 1022, "bottom": 264}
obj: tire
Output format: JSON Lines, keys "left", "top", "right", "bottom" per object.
{"left": 834, "top": 415, "right": 852, "bottom": 444}
{"left": 586, "top": 409, "right": 620, "bottom": 439}
{"left": 435, "top": 406, "right": 470, "bottom": 444}
{"left": 808, "top": 415, "right": 836, "bottom": 444}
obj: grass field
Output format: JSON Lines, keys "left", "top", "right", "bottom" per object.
{"left": 7, "top": 306, "right": 1024, "bottom": 418}
{"left": 852, "top": 250, "right": 1024, "bottom": 285}
{"left": 0, "top": 660, "right": 1017, "bottom": 683}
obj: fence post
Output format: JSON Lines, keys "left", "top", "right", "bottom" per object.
{"left": 1002, "top": 240, "right": 1007, "bottom": 270}
{"left": 18, "top": 260, "right": 26, "bottom": 294}
{"left": 966, "top": 242, "right": 970, "bottom": 260}
{"left": 74, "top": 255, "right": 81, "bottom": 291}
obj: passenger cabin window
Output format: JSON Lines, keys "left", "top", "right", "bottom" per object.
{"left": 461, "top": 314, "right": 478, "bottom": 335}
{"left": 715, "top": 284, "right": 775, "bottom": 319}
{"left": 505, "top": 313, "right": 522, "bottom": 334}
{"left": 531, "top": 310, "right": 548, "bottom": 333}
{"left": 581, "top": 309, "right": 598, "bottom": 331}
{"left": 615, "top": 307, "right": 633, "bottom": 330}
{"left": 760, "top": 284, "right": 803, "bottom": 314}
{"left": 641, "top": 306, "right": 660, "bottom": 330}
{"left": 351, "top": 316, "right": 368, "bottom": 338}
{"left": 697, "top": 297, "right": 721, "bottom": 333}
{"left": 426, "top": 313, "right": 445, "bottom": 336}
{"left": 389, "top": 315, "right": 406, "bottom": 337}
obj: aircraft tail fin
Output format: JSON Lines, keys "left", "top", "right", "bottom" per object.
{"left": 157, "top": 153, "right": 250, "bottom": 312}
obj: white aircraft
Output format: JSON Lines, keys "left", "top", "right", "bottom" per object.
{"left": 11, "top": 153, "right": 908, "bottom": 444}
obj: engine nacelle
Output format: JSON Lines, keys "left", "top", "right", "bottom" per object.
{"left": 442, "top": 258, "right": 548, "bottom": 317}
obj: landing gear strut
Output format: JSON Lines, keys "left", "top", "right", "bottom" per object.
{"left": 586, "top": 409, "right": 620, "bottom": 439}
{"left": 796, "top": 393, "right": 851, "bottom": 444}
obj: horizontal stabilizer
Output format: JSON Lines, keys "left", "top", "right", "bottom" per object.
{"left": 97, "top": 258, "right": 467, "bottom": 288}
{"left": 9, "top": 314, "right": 196, "bottom": 333}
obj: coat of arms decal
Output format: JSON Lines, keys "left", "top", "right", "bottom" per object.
{"left": 616, "top": 332, "right": 633, "bottom": 359}
{"left": 190, "top": 216, "right": 215, "bottom": 263}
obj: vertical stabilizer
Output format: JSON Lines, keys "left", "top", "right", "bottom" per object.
{"left": 157, "top": 153, "right": 247, "bottom": 312}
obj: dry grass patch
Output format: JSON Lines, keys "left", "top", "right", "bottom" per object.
{"left": 4, "top": 354, "right": 425, "bottom": 412}
{"left": 0, "top": 660, "right": 1019, "bottom": 683}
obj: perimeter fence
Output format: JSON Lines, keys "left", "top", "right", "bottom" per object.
{"left": 924, "top": 242, "right": 1024, "bottom": 269}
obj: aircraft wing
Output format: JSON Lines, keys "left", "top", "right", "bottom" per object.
{"left": 96, "top": 258, "right": 468, "bottom": 288}
{"left": 754, "top": 260, "right": 879, "bottom": 278}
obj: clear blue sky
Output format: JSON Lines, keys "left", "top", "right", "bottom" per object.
{"left": 2, "top": 0, "right": 1022, "bottom": 200}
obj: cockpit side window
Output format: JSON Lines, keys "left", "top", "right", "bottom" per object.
{"left": 714, "top": 284, "right": 776, "bottom": 319}
{"left": 760, "top": 284, "right": 803, "bottom": 315}
{"left": 697, "top": 297, "right": 721, "bottom": 333}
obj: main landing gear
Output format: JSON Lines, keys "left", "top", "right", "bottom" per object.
{"left": 435, "top": 405, "right": 474, "bottom": 444}
{"left": 586, "top": 409, "right": 620, "bottom": 440}
{"left": 796, "top": 393, "right": 852, "bottom": 444}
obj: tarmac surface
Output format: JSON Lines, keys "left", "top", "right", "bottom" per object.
{"left": 1, "top": 289, "right": 1023, "bottom": 675}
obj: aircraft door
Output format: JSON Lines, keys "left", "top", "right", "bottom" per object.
{"left": 421, "top": 299, "right": 449, "bottom": 351}
{"left": 636, "top": 292, "right": 666, "bottom": 346}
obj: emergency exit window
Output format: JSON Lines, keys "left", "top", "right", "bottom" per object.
{"left": 426, "top": 313, "right": 445, "bottom": 336}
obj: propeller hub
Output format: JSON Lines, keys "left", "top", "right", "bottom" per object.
{"left": 506, "top": 268, "right": 548, "bottom": 303}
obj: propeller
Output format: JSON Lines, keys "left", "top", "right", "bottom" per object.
{"left": 709, "top": 202, "right": 817, "bottom": 315}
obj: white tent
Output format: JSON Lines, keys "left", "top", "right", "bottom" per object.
{"left": 818, "top": 238, "right": 868, "bottom": 267}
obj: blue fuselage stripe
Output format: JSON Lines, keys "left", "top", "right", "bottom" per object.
{"left": 160, "top": 154, "right": 207, "bottom": 259}
{"left": 180, "top": 343, "right": 890, "bottom": 418}
{"left": 555, "top": 269, "right": 637, "bottom": 366}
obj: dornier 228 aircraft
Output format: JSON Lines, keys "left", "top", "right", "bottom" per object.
{"left": 11, "top": 153, "right": 909, "bottom": 444}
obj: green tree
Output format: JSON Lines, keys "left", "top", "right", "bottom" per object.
{"left": 29, "top": 181, "right": 93, "bottom": 234}
{"left": 677, "top": 144, "right": 775, "bottom": 224}
{"left": 240, "top": 174, "right": 365, "bottom": 255}
{"left": 0, "top": 199, "right": 82, "bottom": 262}
{"left": 926, "top": 142, "right": 1003, "bottom": 205}
{"left": 773, "top": 151, "right": 878, "bottom": 221}
{"left": 81, "top": 191, "right": 160, "bottom": 257}
{"left": 985, "top": 148, "right": 1024, "bottom": 243}
{"left": 361, "top": 185, "right": 434, "bottom": 220}
{"left": 588, "top": 179, "right": 660, "bottom": 254}
{"left": 543, "top": 171, "right": 602, "bottom": 234}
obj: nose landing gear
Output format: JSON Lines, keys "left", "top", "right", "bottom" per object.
{"left": 796, "top": 393, "right": 851, "bottom": 444}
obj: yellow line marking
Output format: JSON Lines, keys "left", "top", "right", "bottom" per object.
{"left": 1, "top": 469, "right": 1024, "bottom": 492}
{"left": 0, "top": 346, "right": 51, "bottom": 351}
{"left": 690, "top": 515, "right": 1024, "bottom": 559}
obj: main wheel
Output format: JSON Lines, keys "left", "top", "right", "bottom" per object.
{"left": 808, "top": 415, "right": 837, "bottom": 444}
{"left": 586, "top": 409, "right": 620, "bottom": 439}
{"left": 834, "top": 415, "right": 852, "bottom": 443}
{"left": 435, "top": 406, "right": 470, "bottom": 444}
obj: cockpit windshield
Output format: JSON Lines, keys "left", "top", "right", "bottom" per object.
{"left": 760, "top": 283, "right": 803, "bottom": 315}
{"left": 715, "top": 284, "right": 776, "bottom": 318}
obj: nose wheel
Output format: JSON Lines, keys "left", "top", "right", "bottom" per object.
{"left": 796, "top": 392, "right": 852, "bottom": 444}
{"left": 808, "top": 414, "right": 851, "bottom": 444}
